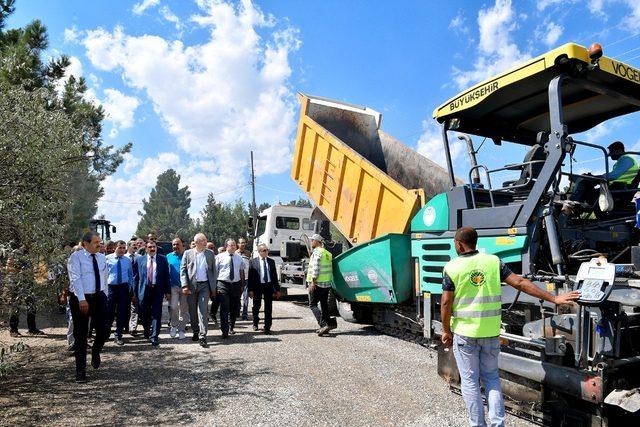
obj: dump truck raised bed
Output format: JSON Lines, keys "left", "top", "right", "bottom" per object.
{"left": 292, "top": 43, "right": 640, "bottom": 425}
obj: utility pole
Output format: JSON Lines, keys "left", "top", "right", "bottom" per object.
{"left": 250, "top": 151, "right": 258, "bottom": 237}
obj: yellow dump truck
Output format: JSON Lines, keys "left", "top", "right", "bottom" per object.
{"left": 291, "top": 94, "right": 452, "bottom": 246}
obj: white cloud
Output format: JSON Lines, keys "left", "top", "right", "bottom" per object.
{"left": 449, "top": 13, "right": 469, "bottom": 34}
{"left": 537, "top": 0, "right": 573, "bottom": 11}
{"left": 416, "top": 120, "right": 464, "bottom": 169}
{"left": 589, "top": 0, "right": 640, "bottom": 28}
{"left": 132, "top": 0, "right": 160, "bottom": 15}
{"left": 588, "top": 0, "right": 606, "bottom": 14}
{"left": 86, "top": 0, "right": 300, "bottom": 238}
{"left": 538, "top": 21, "right": 563, "bottom": 46}
{"left": 452, "top": 0, "right": 530, "bottom": 89}
{"left": 101, "top": 89, "right": 141, "bottom": 138}
{"left": 159, "top": 5, "right": 182, "bottom": 31}
{"left": 64, "top": 26, "right": 79, "bottom": 43}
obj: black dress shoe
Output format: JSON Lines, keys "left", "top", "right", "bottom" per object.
{"left": 75, "top": 371, "right": 87, "bottom": 383}
{"left": 27, "top": 329, "right": 45, "bottom": 336}
{"left": 115, "top": 337, "right": 124, "bottom": 346}
{"left": 229, "top": 329, "right": 236, "bottom": 335}
{"left": 264, "top": 330, "right": 271, "bottom": 335}
{"left": 222, "top": 333, "right": 229, "bottom": 339}
{"left": 151, "top": 340, "right": 160, "bottom": 347}
{"left": 9, "top": 330, "right": 21, "bottom": 338}
{"left": 253, "top": 325, "right": 259, "bottom": 331}
{"left": 192, "top": 334, "right": 199, "bottom": 342}
{"left": 91, "top": 352, "right": 101, "bottom": 369}
{"left": 241, "top": 316, "right": 248, "bottom": 321}
{"left": 199, "top": 339, "right": 209, "bottom": 348}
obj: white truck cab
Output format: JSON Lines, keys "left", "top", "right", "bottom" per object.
{"left": 253, "top": 205, "right": 314, "bottom": 256}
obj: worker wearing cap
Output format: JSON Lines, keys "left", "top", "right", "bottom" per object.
{"left": 604, "top": 141, "right": 639, "bottom": 187}
{"left": 306, "top": 234, "right": 334, "bottom": 336}
{"left": 440, "top": 227, "right": 580, "bottom": 427}
{"left": 569, "top": 141, "right": 639, "bottom": 205}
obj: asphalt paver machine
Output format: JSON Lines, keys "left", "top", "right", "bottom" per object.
{"left": 425, "top": 43, "right": 640, "bottom": 424}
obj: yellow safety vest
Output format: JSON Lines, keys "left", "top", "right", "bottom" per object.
{"left": 611, "top": 154, "right": 639, "bottom": 185}
{"left": 307, "top": 247, "right": 333, "bottom": 283}
{"left": 443, "top": 252, "right": 502, "bottom": 338}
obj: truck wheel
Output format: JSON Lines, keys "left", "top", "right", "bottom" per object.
{"left": 328, "top": 290, "right": 339, "bottom": 317}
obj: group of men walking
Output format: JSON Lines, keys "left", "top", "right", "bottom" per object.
{"left": 66, "top": 231, "right": 285, "bottom": 383}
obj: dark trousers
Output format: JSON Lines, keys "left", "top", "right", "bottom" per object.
{"left": 107, "top": 285, "right": 130, "bottom": 339}
{"left": 140, "top": 287, "right": 164, "bottom": 343}
{"left": 70, "top": 293, "right": 108, "bottom": 374}
{"left": 9, "top": 296, "right": 37, "bottom": 332}
{"left": 252, "top": 287, "right": 273, "bottom": 331}
{"left": 210, "top": 294, "right": 220, "bottom": 320}
{"left": 309, "top": 286, "right": 330, "bottom": 327}
{"left": 217, "top": 280, "right": 242, "bottom": 334}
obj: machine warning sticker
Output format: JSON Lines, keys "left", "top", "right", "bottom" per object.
{"left": 448, "top": 81, "right": 499, "bottom": 111}
{"left": 356, "top": 295, "right": 372, "bottom": 302}
{"left": 496, "top": 236, "right": 516, "bottom": 246}
{"left": 367, "top": 269, "right": 379, "bottom": 284}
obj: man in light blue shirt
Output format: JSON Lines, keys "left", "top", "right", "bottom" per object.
{"left": 167, "top": 237, "right": 188, "bottom": 339}
{"left": 106, "top": 240, "right": 134, "bottom": 346}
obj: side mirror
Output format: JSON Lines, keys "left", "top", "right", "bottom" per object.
{"left": 247, "top": 217, "right": 253, "bottom": 230}
{"left": 111, "top": 226, "right": 117, "bottom": 233}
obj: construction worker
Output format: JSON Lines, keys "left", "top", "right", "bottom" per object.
{"left": 604, "top": 141, "right": 639, "bottom": 188}
{"left": 307, "top": 234, "right": 335, "bottom": 336}
{"left": 568, "top": 140, "right": 639, "bottom": 206}
{"left": 440, "top": 227, "right": 580, "bottom": 427}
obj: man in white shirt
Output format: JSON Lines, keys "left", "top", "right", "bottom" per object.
{"left": 180, "top": 233, "right": 217, "bottom": 348}
{"left": 215, "top": 238, "right": 245, "bottom": 338}
{"left": 66, "top": 231, "right": 109, "bottom": 383}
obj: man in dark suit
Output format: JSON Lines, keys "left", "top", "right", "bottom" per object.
{"left": 135, "top": 241, "right": 170, "bottom": 347}
{"left": 248, "top": 243, "right": 281, "bottom": 334}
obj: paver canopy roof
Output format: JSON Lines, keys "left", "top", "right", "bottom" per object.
{"left": 433, "top": 43, "right": 640, "bottom": 145}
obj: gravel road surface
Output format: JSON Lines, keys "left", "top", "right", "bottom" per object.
{"left": 0, "top": 290, "right": 534, "bottom": 426}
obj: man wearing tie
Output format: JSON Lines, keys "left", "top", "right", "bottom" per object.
{"left": 215, "top": 238, "right": 245, "bottom": 338}
{"left": 66, "top": 231, "right": 109, "bottom": 383}
{"left": 135, "top": 241, "right": 170, "bottom": 347}
{"left": 126, "top": 239, "right": 140, "bottom": 336}
{"left": 248, "top": 244, "right": 281, "bottom": 334}
{"left": 180, "top": 233, "right": 216, "bottom": 347}
{"left": 105, "top": 240, "right": 135, "bottom": 346}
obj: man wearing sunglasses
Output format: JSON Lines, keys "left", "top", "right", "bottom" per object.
{"left": 248, "top": 244, "right": 281, "bottom": 334}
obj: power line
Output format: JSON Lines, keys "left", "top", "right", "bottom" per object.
{"left": 256, "top": 183, "right": 305, "bottom": 196}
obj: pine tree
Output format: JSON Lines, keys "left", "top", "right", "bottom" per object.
{"left": 136, "top": 169, "right": 193, "bottom": 241}
{"left": 200, "top": 196, "right": 249, "bottom": 248}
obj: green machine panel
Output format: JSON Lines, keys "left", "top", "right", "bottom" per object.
{"left": 333, "top": 234, "right": 412, "bottom": 304}
{"left": 412, "top": 235, "right": 528, "bottom": 295}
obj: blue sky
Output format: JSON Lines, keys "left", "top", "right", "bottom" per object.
{"left": 7, "top": 0, "right": 640, "bottom": 239}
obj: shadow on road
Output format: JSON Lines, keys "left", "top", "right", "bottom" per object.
{"left": 0, "top": 338, "right": 271, "bottom": 424}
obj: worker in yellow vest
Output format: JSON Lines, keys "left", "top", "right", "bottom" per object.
{"left": 441, "top": 227, "right": 580, "bottom": 427}
{"left": 307, "top": 234, "right": 335, "bottom": 336}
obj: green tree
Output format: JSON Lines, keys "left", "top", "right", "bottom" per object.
{"left": 0, "top": 4, "right": 130, "bottom": 244}
{"left": 199, "top": 196, "right": 249, "bottom": 248}
{"left": 257, "top": 202, "right": 271, "bottom": 212}
{"left": 286, "top": 197, "right": 312, "bottom": 208}
{"left": 136, "top": 169, "right": 193, "bottom": 241}
{"left": 0, "top": 3, "right": 130, "bottom": 320}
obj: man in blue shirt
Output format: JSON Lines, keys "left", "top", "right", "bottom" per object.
{"left": 167, "top": 237, "right": 188, "bottom": 340}
{"left": 106, "top": 240, "right": 134, "bottom": 346}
